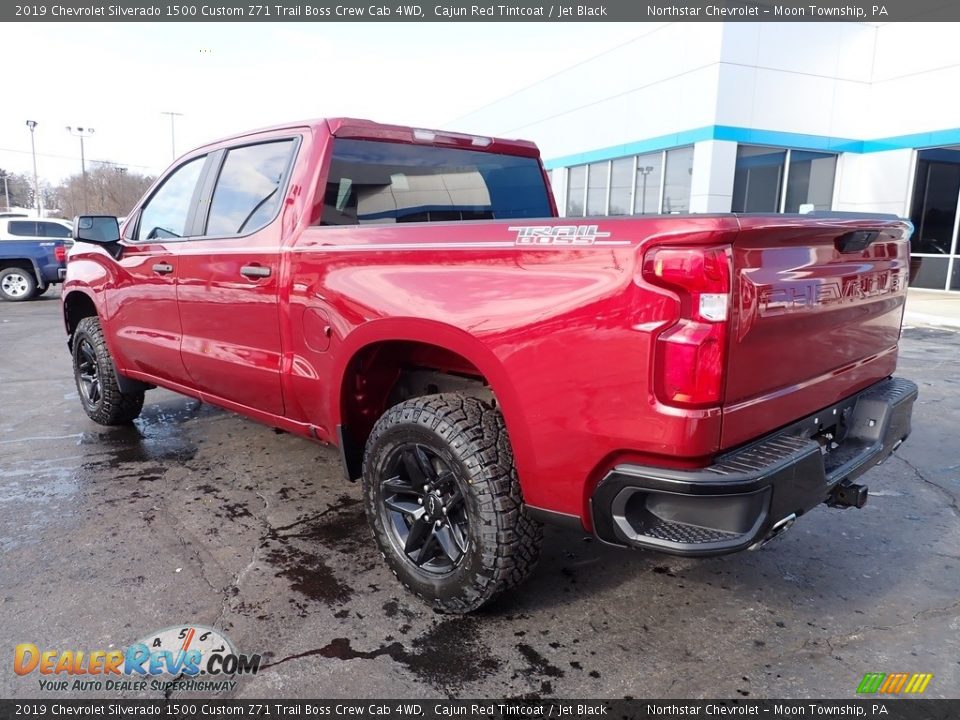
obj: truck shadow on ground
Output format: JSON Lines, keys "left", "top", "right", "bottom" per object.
{"left": 64, "top": 393, "right": 957, "bottom": 696}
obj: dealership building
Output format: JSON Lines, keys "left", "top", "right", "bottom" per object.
{"left": 451, "top": 22, "right": 960, "bottom": 292}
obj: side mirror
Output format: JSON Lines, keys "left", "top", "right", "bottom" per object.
{"left": 73, "top": 215, "right": 120, "bottom": 244}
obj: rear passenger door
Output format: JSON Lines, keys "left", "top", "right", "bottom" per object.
{"left": 175, "top": 136, "right": 299, "bottom": 416}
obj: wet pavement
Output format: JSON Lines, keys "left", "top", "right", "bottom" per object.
{"left": 1, "top": 293, "right": 959, "bottom": 699}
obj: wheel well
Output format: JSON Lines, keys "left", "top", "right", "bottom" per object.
{"left": 63, "top": 291, "right": 98, "bottom": 349}
{"left": 0, "top": 259, "right": 37, "bottom": 277}
{"left": 339, "top": 340, "right": 493, "bottom": 479}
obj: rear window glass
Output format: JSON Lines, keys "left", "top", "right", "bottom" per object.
{"left": 319, "top": 139, "right": 551, "bottom": 226}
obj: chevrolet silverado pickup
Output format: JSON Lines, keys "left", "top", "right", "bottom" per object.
{"left": 0, "top": 218, "right": 71, "bottom": 301}
{"left": 62, "top": 118, "right": 917, "bottom": 612}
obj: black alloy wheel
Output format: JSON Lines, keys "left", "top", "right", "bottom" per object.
{"left": 75, "top": 337, "right": 102, "bottom": 407}
{"left": 71, "top": 316, "right": 145, "bottom": 425}
{"left": 362, "top": 393, "right": 543, "bottom": 613}
{"left": 380, "top": 443, "right": 470, "bottom": 574}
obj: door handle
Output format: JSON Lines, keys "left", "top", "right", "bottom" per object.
{"left": 240, "top": 265, "right": 271, "bottom": 279}
{"left": 152, "top": 262, "right": 173, "bottom": 275}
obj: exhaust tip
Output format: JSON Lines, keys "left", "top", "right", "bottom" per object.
{"left": 748, "top": 513, "right": 797, "bottom": 551}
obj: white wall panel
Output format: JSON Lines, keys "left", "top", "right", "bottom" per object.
{"left": 872, "top": 24, "right": 960, "bottom": 82}
{"left": 869, "top": 68, "right": 960, "bottom": 138}
{"left": 450, "top": 23, "right": 724, "bottom": 144}
{"left": 487, "top": 65, "right": 722, "bottom": 161}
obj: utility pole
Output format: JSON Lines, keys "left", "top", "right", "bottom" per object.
{"left": 25, "top": 120, "right": 41, "bottom": 216}
{"left": 2, "top": 173, "right": 10, "bottom": 210}
{"left": 161, "top": 111, "right": 183, "bottom": 160}
{"left": 66, "top": 126, "right": 95, "bottom": 211}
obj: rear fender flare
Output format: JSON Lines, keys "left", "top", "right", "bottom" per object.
{"left": 333, "top": 319, "right": 535, "bottom": 482}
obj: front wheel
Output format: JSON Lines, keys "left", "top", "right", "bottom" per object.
{"left": 0, "top": 267, "right": 37, "bottom": 302}
{"left": 362, "top": 393, "right": 542, "bottom": 613}
{"left": 72, "top": 316, "right": 145, "bottom": 425}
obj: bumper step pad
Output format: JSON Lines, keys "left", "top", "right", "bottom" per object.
{"left": 641, "top": 517, "right": 740, "bottom": 545}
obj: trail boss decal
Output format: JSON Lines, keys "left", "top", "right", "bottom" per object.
{"left": 508, "top": 225, "right": 626, "bottom": 246}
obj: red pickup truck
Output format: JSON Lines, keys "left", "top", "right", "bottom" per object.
{"left": 63, "top": 118, "right": 917, "bottom": 613}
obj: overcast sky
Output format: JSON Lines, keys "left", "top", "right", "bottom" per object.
{"left": 0, "top": 22, "right": 642, "bottom": 183}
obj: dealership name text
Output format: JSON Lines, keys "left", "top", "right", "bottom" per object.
{"left": 647, "top": 4, "right": 888, "bottom": 18}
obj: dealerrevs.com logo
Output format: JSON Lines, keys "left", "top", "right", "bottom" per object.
{"left": 14, "top": 625, "right": 261, "bottom": 693}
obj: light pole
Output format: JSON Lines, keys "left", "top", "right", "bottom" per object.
{"left": 637, "top": 165, "right": 654, "bottom": 214}
{"left": 161, "top": 111, "right": 183, "bottom": 160}
{"left": 66, "top": 125, "right": 95, "bottom": 210}
{"left": 2, "top": 173, "right": 10, "bottom": 210}
{"left": 25, "top": 120, "right": 41, "bottom": 217}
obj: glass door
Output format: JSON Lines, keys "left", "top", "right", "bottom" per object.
{"left": 909, "top": 149, "right": 960, "bottom": 290}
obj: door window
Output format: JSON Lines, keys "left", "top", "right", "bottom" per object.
{"left": 137, "top": 156, "right": 206, "bottom": 242}
{"left": 38, "top": 222, "right": 71, "bottom": 238}
{"left": 205, "top": 140, "right": 296, "bottom": 236}
{"left": 7, "top": 221, "right": 38, "bottom": 236}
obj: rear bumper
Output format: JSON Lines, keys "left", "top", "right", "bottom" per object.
{"left": 591, "top": 377, "right": 917, "bottom": 556}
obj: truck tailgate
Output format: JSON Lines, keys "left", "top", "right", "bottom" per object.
{"left": 721, "top": 216, "right": 912, "bottom": 449}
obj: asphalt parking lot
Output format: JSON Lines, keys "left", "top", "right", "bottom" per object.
{"left": 1, "top": 293, "right": 958, "bottom": 700}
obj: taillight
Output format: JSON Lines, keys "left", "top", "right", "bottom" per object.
{"left": 55, "top": 245, "right": 67, "bottom": 263}
{"left": 641, "top": 245, "right": 732, "bottom": 408}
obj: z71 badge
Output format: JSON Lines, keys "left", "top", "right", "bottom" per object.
{"left": 508, "top": 225, "right": 625, "bottom": 246}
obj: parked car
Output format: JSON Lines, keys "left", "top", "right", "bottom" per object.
{"left": 61, "top": 118, "right": 917, "bottom": 612}
{"left": 0, "top": 217, "right": 71, "bottom": 301}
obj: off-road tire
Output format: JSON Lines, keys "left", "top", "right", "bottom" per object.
{"left": 362, "top": 393, "right": 543, "bottom": 613}
{"left": 72, "top": 316, "right": 145, "bottom": 425}
{"left": 0, "top": 267, "right": 37, "bottom": 302}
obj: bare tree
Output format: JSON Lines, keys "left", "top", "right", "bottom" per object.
{"left": 0, "top": 169, "right": 37, "bottom": 210}
{"left": 52, "top": 165, "right": 154, "bottom": 218}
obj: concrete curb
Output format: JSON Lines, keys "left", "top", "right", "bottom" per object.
{"left": 903, "top": 311, "right": 960, "bottom": 330}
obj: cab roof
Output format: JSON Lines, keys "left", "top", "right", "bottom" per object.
{"left": 194, "top": 117, "right": 542, "bottom": 159}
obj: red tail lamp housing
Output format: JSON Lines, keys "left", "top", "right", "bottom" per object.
{"left": 55, "top": 245, "right": 67, "bottom": 263}
{"left": 642, "top": 245, "right": 732, "bottom": 408}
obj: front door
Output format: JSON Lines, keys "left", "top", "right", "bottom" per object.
{"left": 107, "top": 154, "right": 208, "bottom": 386}
{"left": 175, "top": 137, "right": 298, "bottom": 416}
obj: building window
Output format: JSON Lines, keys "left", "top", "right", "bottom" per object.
{"left": 784, "top": 151, "right": 837, "bottom": 213}
{"left": 732, "top": 146, "right": 786, "bottom": 212}
{"left": 633, "top": 152, "right": 662, "bottom": 215}
{"left": 663, "top": 146, "right": 694, "bottom": 214}
{"left": 563, "top": 146, "right": 693, "bottom": 217}
{"left": 732, "top": 144, "right": 837, "bottom": 214}
{"left": 609, "top": 158, "right": 633, "bottom": 216}
{"left": 566, "top": 165, "right": 586, "bottom": 217}
{"left": 586, "top": 161, "right": 608, "bottom": 215}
